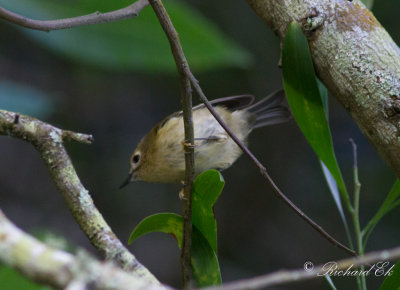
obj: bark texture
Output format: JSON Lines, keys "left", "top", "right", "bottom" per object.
{"left": 0, "top": 110, "right": 159, "bottom": 284}
{"left": 0, "top": 210, "right": 168, "bottom": 290}
{"left": 247, "top": 0, "right": 400, "bottom": 176}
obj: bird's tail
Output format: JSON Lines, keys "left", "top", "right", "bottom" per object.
{"left": 246, "top": 89, "right": 292, "bottom": 129}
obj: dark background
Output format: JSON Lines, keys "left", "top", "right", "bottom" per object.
{"left": 0, "top": 0, "right": 399, "bottom": 289}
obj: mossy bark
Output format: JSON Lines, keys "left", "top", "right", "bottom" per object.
{"left": 0, "top": 110, "right": 159, "bottom": 285}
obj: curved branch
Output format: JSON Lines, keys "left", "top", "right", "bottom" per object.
{"left": 246, "top": 0, "right": 400, "bottom": 177}
{"left": 203, "top": 245, "right": 400, "bottom": 290}
{"left": 0, "top": 210, "right": 168, "bottom": 290}
{"left": 0, "top": 110, "right": 159, "bottom": 285}
{"left": 0, "top": 0, "right": 149, "bottom": 31}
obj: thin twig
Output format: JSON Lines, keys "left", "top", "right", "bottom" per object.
{"left": 62, "top": 130, "right": 94, "bottom": 144}
{"left": 202, "top": 245, "right": 400, "bottom": 290}
{"left": 180, "top": 76, "right": 194, "bottom": 289}
{"left": 0, "top": 109, "right": 159, "bottom": 285}
{"left": 0, "top": 0, "right": 149, "bottom": 31}
{"left": 148, "top": 0, "right": 195, "bottom": 287}
{"left": 349, "top": 138, "right": 366, "bottom": 289}
{"left": 148, "top": 0, "right": 354, "bottom": 257}
{"left": 184, "top": 66, "right": 355, "bottom": 256}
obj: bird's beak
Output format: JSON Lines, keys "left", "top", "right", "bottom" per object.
{"left": 119, "top": 172, "right": 133, "bottom": 189}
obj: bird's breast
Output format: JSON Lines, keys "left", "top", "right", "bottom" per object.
{"left": 152, "top": 106, "right": 252, "bottom": 182}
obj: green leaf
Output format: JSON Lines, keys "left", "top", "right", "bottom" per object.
{"left": 282, "top": 21, "right": 350, "bottom": 209}
{"left": 191, "top": 228, "right": 222, "bottom": 287}
{"left": 0, "top": 266, "right": 50, "bottom": 290}
{"left": 192, "top": 170, "right": 225, "bottom": 253}
{"left": 324, "top": 274, "right": 338, "bottom": 290}
{"left": 320, "top": 162, "right": 352, "bottom": 237}
{"left": 129, "top": 171, "right": 225, "bottom": 286}
{"left": 128, "top": 213, "right": 183, "bottom": 246}
{"left": 317, "top": 78, "right": 329, "bottom": 119}
{"left": 316, "top": 79, "right": 346, "bottom": 221}
{"left": 129, "top": 213, "right": 221, "bottom": 286}
{"left": 363, "top": 179, "right": 400, "bottom": 248}
{"left": 1, "top": 0, "right": 252, "bottom": 73}
{"left": 380, "top": 260, "right": 400, "bottom": 290}
{"left": 316, "top": 79, "right": 352, "bottom": 247}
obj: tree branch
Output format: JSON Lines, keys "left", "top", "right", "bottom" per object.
{"left": 0, "top": 110, "right": 159, "bottom": 285}
{"left": 0, "top": 209, "right": 168, "bottom": 290}
{"left": 246, "top": 0, "right": 400, "bottom": 178}
{"left": 148, "top": 0, "right": 195, "bottom": 287}
{"left": 202, "top": 246, "right": 400, "bottom": 290}
{"left": 0, "top": 0, "right": 149, "bottom": 31}
{"left": 0, "top": 0, "right": 361, "bottom": 276}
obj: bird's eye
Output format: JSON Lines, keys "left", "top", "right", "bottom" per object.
{"left": 132, "top": 154, "right": 140, "bottom": 164}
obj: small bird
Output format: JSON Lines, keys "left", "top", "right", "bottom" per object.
{"left": 120, "top": 90, "right": 291, "bottom": 187}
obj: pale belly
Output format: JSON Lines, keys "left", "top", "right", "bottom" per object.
{"left": 152, "top": 106, "right": 251, "bottom": 183}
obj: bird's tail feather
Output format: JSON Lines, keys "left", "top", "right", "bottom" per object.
{"left": 247, "top": 89, "right": 292, "bottom": 129}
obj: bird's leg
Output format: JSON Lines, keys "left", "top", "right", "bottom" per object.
{"left": 181, "top": 140, "right": 197, "bottom": 149}
{"left": 181, "top": 135, "right": 227, "bottom": 150}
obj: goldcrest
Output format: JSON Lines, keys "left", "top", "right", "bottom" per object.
{"left": 120, "top": 90, "right": 291, "bottom": 186}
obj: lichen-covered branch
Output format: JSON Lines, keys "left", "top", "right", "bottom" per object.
{"left": 0, "top": 0, "right": 149, "bottom": 31}
{"left": 0, "top": 109, "right": 159, "bottom": 285}
{"left": 246, "top": 0, "right": 400, "bottom": 177}
{"left": 0, "top": 210, "right": 168, "bottom": 290}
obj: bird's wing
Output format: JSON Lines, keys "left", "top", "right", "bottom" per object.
{"left": 156, "top": 95, "right": 255, "bottom": 133}
{"left": 192, "top": 95, "right": 255, "bottom": 112}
